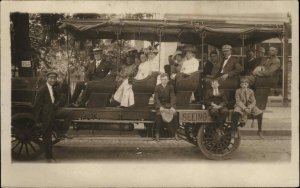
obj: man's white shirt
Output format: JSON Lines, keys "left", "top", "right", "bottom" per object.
{"left": 221, "top": 55, "right": 231, "bottom": 73}
{"left": 46, "top": 82, "right": 55, "bottom": 103}
{"left": 96, "top": 59, "right": 102, "bottom": 68}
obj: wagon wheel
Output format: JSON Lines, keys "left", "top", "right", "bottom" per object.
{"left": 184, "top": 124, "right": 199, "bottom": 146}
{"left": 11, "top": 113, "right": 43, "bottom": 160}
{"left": 197, "top": 123, "right": 241, "bottom": 160}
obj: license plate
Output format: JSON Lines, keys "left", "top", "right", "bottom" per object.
{"left": 179, "top": 110, "right": 212, "bottom": 123}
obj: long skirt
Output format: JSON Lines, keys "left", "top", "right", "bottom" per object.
{"left": 113, "top": 79, "right": 135, "bottom": 107}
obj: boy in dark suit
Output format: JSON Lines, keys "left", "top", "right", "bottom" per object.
{"left": 232, "top": 77, "right": 263, "bottom": 138}
{"left": 34, "top": 71, "right": 61, "bottom": 162}
{"left": 205, "top": 79, "right": 229, "bottom": 127}
{"left": 154, "top": 73, "right": 178, "bottom": 141}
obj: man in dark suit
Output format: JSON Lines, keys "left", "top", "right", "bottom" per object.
{"left": 34, "top": 71, "right": 62, "bottom": 162}
{"left": 70, "top": 48, "right": 113, "bottom": 106}
{"left": 201, "top": 53, "right": 214, "bottom": 77}
{"left": 154, "top": 73, "right": 178, "bottom": 141}
{"left": 215, "top": 44, "right": 243, "bottom": 81}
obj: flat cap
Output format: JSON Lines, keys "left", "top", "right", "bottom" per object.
{"left": 256, "top": 47, "right": 266, "bottom": 53}
{"left": 222, "top": 45, "right": 232, "bottom": 51}
{"left": 46, "top": 71, "right": 58, "bottom": 78}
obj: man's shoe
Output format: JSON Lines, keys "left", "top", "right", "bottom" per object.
{"left": 257, "top": 131, "right": 264, "bottom": 139}
{"left": 58, "top": 134, "right": 74, "bottom": 139}
{"left": 231, "top": 130, "right": 239, "bottom": 139}
{"left": 155, "top": 133, "right": 160, "bottom": 142}
{"left": 68, "top": 103, "right": 79, "bottom": 108}
{"left": 46, "top": 158, "right": 56, "bottom": 163}
{"left": 239, "top": 122, "right": 246, "bottom": 127}
{"left": 174, "top": 133, "right": 179, "bottom": 141}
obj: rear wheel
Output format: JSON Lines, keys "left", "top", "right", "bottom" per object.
{"left": 197, "top": 123, "right": 241, "bottom": 160}
{"left": 11, "top": 113, "right": 43, "bottom": 160}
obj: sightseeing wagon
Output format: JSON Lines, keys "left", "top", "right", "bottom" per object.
{"left": 11, "top": 18, "right": 287, "bottom": 160}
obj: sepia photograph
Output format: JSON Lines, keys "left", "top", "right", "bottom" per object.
{"left": 1, "top": 0, "right": 299, "bottom": 187}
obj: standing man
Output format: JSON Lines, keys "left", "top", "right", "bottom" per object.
{"left": 154, "top": 73, "right": 178, "bottom": 141}
{"left": 34, "top": 71, "right": 61, "bottom": 162}
{"left": 216, "top": 44, "right": 243, "bottom": 81}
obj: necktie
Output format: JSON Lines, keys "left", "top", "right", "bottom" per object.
{"left": 49, "top": 86, "right": 55, "bottom": 103}
{"left": 244, "top": 89, "right": 249, "bottom": 106}
{"left": 213, "top": 89, "right": 218, "bottom": 96}
{"left": 221, "top": 58, "right": 228, "bottom": 73}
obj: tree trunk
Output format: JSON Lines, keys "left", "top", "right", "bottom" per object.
{"left": 11, "top": 13, "right": 33, "bottom": 77}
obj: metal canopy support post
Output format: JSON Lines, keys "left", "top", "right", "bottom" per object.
{"left": 200, "top": 32, "right": 206, "bottom": 71}
{"left": 66, "top": 31, "right": 70, "bottom": 105}
{"left": 282, "top": 23, "right": 289, "bottom": 105}
{"left": 157, "top": 28, "right": 163, "bottom": 72}
{"left": 115, "top": 27, "right": 122, "bottom": 73}
{"left": 240, "top": 34, "right": 247, "bottom": 69}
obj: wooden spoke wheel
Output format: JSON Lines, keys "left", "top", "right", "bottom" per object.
{"left": 197, "top": 123, "right": 241, "bottom": 160}
{"left": 184, "top": 124, "right": 199, "bottom": 146}
{"left": 11, "top": 113, "right": 43, "bottom": 160}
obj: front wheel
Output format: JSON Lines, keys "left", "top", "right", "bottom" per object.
{"left": 197, "top": 123, "right": 241, "bottom": 160}
{"left": 11, "top": 113, "right": 44, "bottom": 160}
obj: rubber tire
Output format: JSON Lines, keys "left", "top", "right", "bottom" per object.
{"left": 197, "top": 124, "right": 241, "bottom": 160}
{"left": 11, "top": 113, "right": 44, "bottom": 160}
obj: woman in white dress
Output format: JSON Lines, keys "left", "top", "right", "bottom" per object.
{"left": 113, "top": 52, "right": 151, "bottom": 107}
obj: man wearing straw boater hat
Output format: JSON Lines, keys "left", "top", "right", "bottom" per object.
{"left": 34, "top": 71, "right": 61, "bottom": 162}
{"left": 70, "top": 47, "right": 113, "bottom": 107}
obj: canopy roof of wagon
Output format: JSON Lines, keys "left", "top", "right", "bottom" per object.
{"left": 60, "top": 18, "right": 285, "bottom": 48}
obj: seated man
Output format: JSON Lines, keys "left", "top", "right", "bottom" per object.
{"left": 243, "top": 49, "right": 257, "bottom": 76}
{"left": 70, "top": 48, "right": 113, "bottom": 106}
{"left": 252, "top": 46, "right": 281, "bottom": 77}
{"left": 201, "top": 53, "right": 214, "bottom": 78}
{"left": 154, "top": 73, "right": 178, "bottom": 141}
{"left": 231, "top": 77, "right": 263, "bottom": 139}
{"left": 215, "top": 44, "right": 243, "bottom": 81}
{"left": 245, "top": 46, "right": 280, "bottom": 86}
{"left": 205, "top": 79, "right": 229, "bottom": 127}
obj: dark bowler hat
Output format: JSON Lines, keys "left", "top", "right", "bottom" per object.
{"left": 46, "top": 71, "right": 58, "bottom": 78}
